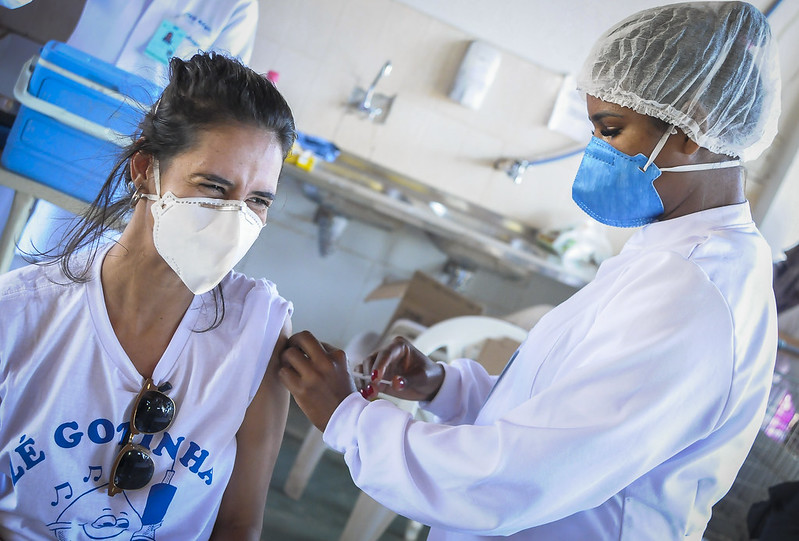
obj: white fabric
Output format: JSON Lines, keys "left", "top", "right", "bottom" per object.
{"left": 324, "top": 202, "right": 777, "bottom": 540}
{"left": 0, "top": 0, "right": 32, "bottom": 8}
{"left": 144, "top": 160, "right": 264, "bottom": 295}
{"left": 148, "top": 193, "right": 264, "bottom": 295}
{"left": 577, "top": 1, "right": 781, "bottom": 162}
{"left": 0, "top": 244, "right": 292, "bottom": 540}
{"left": 67, "top": 0, "right": 258, "bottom": 85}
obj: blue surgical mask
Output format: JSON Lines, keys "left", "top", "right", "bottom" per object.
{"left": 572, "top": 126, "right": 741, "bottom": 228}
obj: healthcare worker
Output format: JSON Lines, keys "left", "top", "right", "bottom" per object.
{"left": 279, "top": 2, "right": 781, "bottom": 539}
{"left": 0, "top": 52, "right": 295, "bottom": 540}
{"left": 4, "top": 0, "right": 259, "bottom": 267}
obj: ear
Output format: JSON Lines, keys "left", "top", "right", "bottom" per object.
{"left": 129, "top": 152, "right": 152, "bottom": 189}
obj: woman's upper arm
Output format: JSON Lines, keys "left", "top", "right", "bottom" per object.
{"left": 211, "top": 317, "right": 291, "bottom": 540}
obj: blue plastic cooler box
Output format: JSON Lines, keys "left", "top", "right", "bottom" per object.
{"left": 1, "top": 41, "right": 161, "bottom": 203}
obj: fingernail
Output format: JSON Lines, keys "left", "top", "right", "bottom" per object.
{"left": 365, "top": 384, "right": 374, "bottom": 397}
{"left": 360, "top": 388, "right": 369, "bottom": 399}
{"left": 395, "top": 377, "right": 406, "bottom": 390}
{"left": 371, "top": 370, "right": 378, "bottom": 381}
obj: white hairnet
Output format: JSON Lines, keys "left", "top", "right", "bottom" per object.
{"left": 577, "top": 1, "right": 780, "bottom": 161}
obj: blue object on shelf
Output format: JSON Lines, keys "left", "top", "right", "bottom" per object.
{"left": 296, "top": 132, "right": 340, "bottom": 162}
{"left": 0, "top": 41, "right": 161, "bottom": 203}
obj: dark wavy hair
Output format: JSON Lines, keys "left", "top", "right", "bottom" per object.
{"left": 39, "top": 51, "right": 296, "bottom": 326}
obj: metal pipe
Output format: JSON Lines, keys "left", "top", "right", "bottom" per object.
{"left": 495, "top": 146, "right": 585, "bottom": 184}
{"left": 362, "top": 61, "right": 392, "bottom": 110}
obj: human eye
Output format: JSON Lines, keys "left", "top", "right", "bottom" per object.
{"left": 200, "top": 182, "right": 226, "bottom": 195}
{"left": 599, "top": 127, "right": 621, "bottom": 138}
{"left": 247, "top": 196, "right": 272, "bottom": 208}
{"left": 590, "top": 124, "right": 621, "bottom": 138}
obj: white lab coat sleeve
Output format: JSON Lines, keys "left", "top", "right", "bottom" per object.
{"left": 213, "top": 0, "right": 258, "bottom": 64}
{"left": 323, "top": 254, "right": 736, "bottom": 535}
{"left": 0, "top": 0, "right": 32, "bottom": 8}
{"left": 422, "top": 359, "right": 499, "bottom": 425}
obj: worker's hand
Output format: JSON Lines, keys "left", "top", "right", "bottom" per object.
{"left": 357, "top": 337, "right": 444, "bottom": 402}
{"left": 278, "top": 331, "right": 357, "bottom": 431}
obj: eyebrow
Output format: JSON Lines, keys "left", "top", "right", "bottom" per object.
{"left": 590, "top": 111, "right": 625, "bottom": 123}
{"left": 195, "top": 173, "right": 275, "bottom": 200}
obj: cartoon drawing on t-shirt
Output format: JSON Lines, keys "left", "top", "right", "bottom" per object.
{"left": 47, "top": 483, "right": 141, "bottom": 540}
{"left": 47, "top": 467, "right": 177, "bottom": 540}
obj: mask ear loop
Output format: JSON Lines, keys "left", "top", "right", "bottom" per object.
{"left": 152, "top": 159, "right": 162, "bottom": 198}
{"left": 132, "top": 101, "right": 162, "bottom": 207}
{"left": 642, "top": 125, "right": 678, "bottom": 172}
{"left": 133, "top": 158, "right": 161, "bottom": 206}
{"left": 150, "top": 99, "right": 162, "bottom": 198}
{"left": 129, "top": 154, "right": 159, "bottom": 208}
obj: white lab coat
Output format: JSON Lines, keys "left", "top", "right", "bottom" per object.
{"left": 67, "top": 0, "right": 258, "bottom": 85}
{"left": 11, "top": 0, "right": 258, "bottom": 260}
{"left": 324, "top": 203, "right": 778, "bottom": 540}
{"left": 0, "top": 0, "right": 32, "bottom": 8}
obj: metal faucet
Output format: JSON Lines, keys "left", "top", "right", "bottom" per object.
{"left": 362, "top": 61, "right": 392, "bottom": 112}
{"left": 494, "top": 146, "right": 586, "bottom": 184}
{"left": 348, "top": 61, "right": 395, "bottom": 122}
{"left": 494, "top": 159, "right": 530, "bottom": 184}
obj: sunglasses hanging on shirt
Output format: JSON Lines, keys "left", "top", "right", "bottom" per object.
{"left": 108, "top": 378, "right": 176, "bottom": 496}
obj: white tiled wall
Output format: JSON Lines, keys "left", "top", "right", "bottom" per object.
{"left": 236, "top": 0, "right": 589, "bottom": 346}
{"left": 249, "top": 0, "right": 590, "bottom": 234}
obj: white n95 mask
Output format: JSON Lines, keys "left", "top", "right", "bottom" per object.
{"left": 142, "top": 161, "right": 265, "bottom": 295}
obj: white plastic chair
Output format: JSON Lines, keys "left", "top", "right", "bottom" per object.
{"left": 502, "top": 304, "right": 555, "bottom": 331}
{"left": 282, "top": 319, "right": 427, "bottom": 500}
{"left": 339, "top": 315, "right": 528, "bottom": 541}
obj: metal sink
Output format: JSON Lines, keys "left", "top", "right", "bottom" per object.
{"left": 282, "top": 150, "right": 596, "bottom": 287}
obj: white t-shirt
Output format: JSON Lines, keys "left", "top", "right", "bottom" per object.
{"left": 0, "top": 245, "right": 292, "bottom": 540}
{"left": 325, "top": 202, "right": 778, "bottom": 540}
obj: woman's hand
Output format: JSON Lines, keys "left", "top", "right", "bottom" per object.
{"left": 358, "top": 337, "right": 444, "bottom": 403}
{"left": 278, "top": 331, "right": 357, "bottom": 431}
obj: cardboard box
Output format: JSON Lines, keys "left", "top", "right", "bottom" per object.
{"left": 365, "top": 270, "right": 483, "bottom": 338}
{"left": 475, "top": 336, "right": 522, "bottom": 375}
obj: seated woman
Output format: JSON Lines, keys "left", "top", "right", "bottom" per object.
{"left": 0, "top": 52, "right": 296, "bottom": 540}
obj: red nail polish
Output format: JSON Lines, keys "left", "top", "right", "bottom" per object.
{"left": 360, "top": 388, "right": 368, "bottom": 399}
{"left": 371, "top": 370, "right": 378, "bottom": 381}
{"left": 365, "top": 384, "right": 374, "bottom": 397}
{"left": 395, "top": 377, "right": 406, "bottom": 390}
